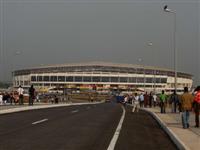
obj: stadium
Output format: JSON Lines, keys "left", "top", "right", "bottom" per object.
{"left": 13, "top": 62, "right": 193, "bottom": 93}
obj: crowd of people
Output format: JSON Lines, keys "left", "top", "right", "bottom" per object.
{"left": 121, "top": 91, "right": 159, "bottom": 109}
{"left": 0, "top": 85, "right": 199, "bottom": 128}
{"left": 120, "top": 86, "right": 200, "bottom": 129}
{"left": 0, "top": 92, "right": 17, "bottom": 105}
{"left": 0, "top": 84, "right": 35, "bottom": 106}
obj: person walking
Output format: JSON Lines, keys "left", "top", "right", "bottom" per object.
{"left": 149, "top": 92, "right": 153, "bottom": 108}
{"left": 132, "top": 93, "right": 139, "bottom": 113}
{"left": 144, "top": 92, "right": 149, "bottom": 107}
{"left": 193, "top": 86, "right": 200, "bottom": 128}
{"left": 180, "top": 87, "right": 194, "bottom": 129}
{"left": 123, "top": 94, "right": 129, "bottom": 107}
{"left": 170, "top": 90, "right": 179, "bottom": 113}
{"left": 29, "top": 85, "right": 35, "bottom": 106}
{"left": 139, "top": 93, "right": 144, "bottom": 108}
{"left": 54, "top": 95, "right": 59, "bottom": 104}
{"left": 153, "top": 93, "right": 157, "bottom": 107}
{"left": 159, "top": 90, "right": 167, "bottom": 113}
{"left": 17, "top": 85, "right": 24, "bottom": 105}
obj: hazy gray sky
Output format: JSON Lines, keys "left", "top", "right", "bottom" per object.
{"left": 0, "top": 0, "right": 199, "bottom": 84}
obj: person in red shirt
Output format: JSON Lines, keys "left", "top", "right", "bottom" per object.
{"left": 193, "top": 86, "right": 200, "bottom": 128}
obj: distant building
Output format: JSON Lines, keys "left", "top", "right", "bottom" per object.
{"left": 13, "top": 62, "right": 193, "bottom": 93}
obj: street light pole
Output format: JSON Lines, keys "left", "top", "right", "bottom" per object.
{"left": 164, "top": 5, "right": 177, "bottom": 93}
{"left": 147, "top": 42, "right": 156, "bottom": 93}
{"left": 12, "top": 51, "right": 21, "bottom": 95}
{"left": 138, "top": 58, "right": 145, "bottom": 92}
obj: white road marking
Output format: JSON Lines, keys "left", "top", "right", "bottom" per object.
{"left": 107, "top": 106, "right": 126, "bottom": 150}
{"left": 71, "top": 110, "right": 79, "bottom": 113}
{"left": 32, "top": 119, "right": 48, "bottom": 125}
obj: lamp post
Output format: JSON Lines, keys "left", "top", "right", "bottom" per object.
{"left": 13, "top": 51, "right": 21, "bottom": 87}
{"left": 147, "top": 42, "right": 156, "bottom": 93}
{"left": 163, "top": 5, "right": 177, "bottom": 93}
{"left": 138, "top": 58, "right": 145, "bottom": 92}
{"left": 12, "top": 51, "right": 21, "bottom": 97}
{"left": 0, "top": 0, "right": 4, "bottom": 81}
{"left": 40, "top": 64, "right": 45, "bottom": 95}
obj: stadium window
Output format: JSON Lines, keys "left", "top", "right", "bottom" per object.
{"left": 58, "top": 76, "right": 65, "bottom": 82}
{"left": 83, "top": 76, "right": 91, "bottom": 82}
{"left": 37, "top": 76, "right": 43, "bottom": 81}
{"left": 50, "top": 76, "right": 57, "bottom": 82}
{"left": 66, "top": 76, "right": 73, "bottom": 82}
{"left": 137, "top": 68, "right": 144, "bottom": 74}
{"left": 24, "top": 81, "right": 29, "bottom": 85}
{"left": 156, "top": 78, "right": 161, "bottom": 83}
{"left": 146, "top": 85, "right": 153, "bottom": 87}
{"left": 145, "top": 69, "right": 153, "bottom": 75}
{"left": 43, "top": 76, "right": 50, "bottom": 81}
{"left": 128, "top": 77, "right": 136, "bottom": 83}
{"left": 161, "top": 78, "right": 167, "bottom": 83}
{"left": 136, "top": 77, "right": 144, "bottom": 83}
{"left": 146, "top": 78, "right": 153, "bottom": 83}
{"left": 119, "top": 77, "right": 128, "bottom": 83}
{"left": 31, "top": 76, "right": 36, "bottom": 81}
{"left": 137, "top": 78, "right": 144, "bottom": 83}
{"left": 32, "top": 83, "right": 37, "bottom": 86}
{"left": 102, "top": 77, "right": 110, "bottom": 82}
{"left": 110, "top": 77, "right": 119, "bottom": 82}
{"left": 74, "top": 76, "right": 82, "bottom": 82}
{"left": 92, "top": 76, "right": 101, "bottom": 82}
{"left": 129, "top": 69, "right": 136, "bottom": 74}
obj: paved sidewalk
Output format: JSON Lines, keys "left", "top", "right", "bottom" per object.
{"left": 143, "top": 107, "right": 200, "bottom": 150}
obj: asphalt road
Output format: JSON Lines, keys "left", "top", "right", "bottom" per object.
{"left": 0, "top": 102, "right": 177, "bottom": 150}
{"left": 115, "top": 106, "right": 177, "bottom": 150}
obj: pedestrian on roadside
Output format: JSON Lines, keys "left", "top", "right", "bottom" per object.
{"left": 2, "top": 92, "right": 8, "bottom": 105}
{"left": 193, "top": 86, "right": 200, "bottom": 128}
{"left": 149, "top": 92, "right": 153, "bottom": 108}
{"left": 144, "top": 92, "right": 149, "bottom": 107}
{"left": 159, "top": 90, "right": 167, "bottom": 113}
{"left": 29, "top": 85, "right": 35, "bottom": 106}
{"left": 17, "top": 85, "right": 24, "bottom": 105}
{"left": 123, "top": 94, "right": 129, "bottom": 107}
{"left": 180, "top": 87, "right": 194, "bottom": 129}
{"left": 153, "top": 93, "right": 157, "bottom": 107}
{"left": 7, "top": 93, "right": 11, "bottom": 105}
{"left": 139, "top": 93, "right": 144, "bottom": 108}
{"left": 132, "top": 93, "right": 139, "bottom": 113}
{"left": 170, "top": 90, "right": 179, "bottom": 113}
{"left": 129, "top": 94, "right": 133, "bottom": 104}
{"left": 9, "top": 93, "right": 13, "bottom": 105}
{"left": 54, "top": 95, "right": 59, "bottom": 104}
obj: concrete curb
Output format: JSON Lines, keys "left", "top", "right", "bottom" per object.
{"left": 0, "top": 102, "right": 103, "bottom": 115}
{"left": 141, "top": 108, "right": 190, "bottom": 150}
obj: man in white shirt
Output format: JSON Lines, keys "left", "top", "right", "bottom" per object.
{"left": 17, "top": 85, "right": 24, "bottom": 105}
{"left": 123, "top": 95, "right": 129, "bottom": 106}
{"left": 153, "top": 93, "right": 157, "bottom": 107}
{"left": 139, "top": 93, "right": 144, "bottom": 108}
{"left": 132, "top": 93, "right": 140, "bottom": 112}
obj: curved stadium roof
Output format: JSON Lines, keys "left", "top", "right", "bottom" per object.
{"left": 14, "top": 61, "right": 192, "bottom": 79}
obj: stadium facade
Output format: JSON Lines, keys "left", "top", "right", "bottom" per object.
{"left": 13, "top": 62, "right": 193, "bottom": 93}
